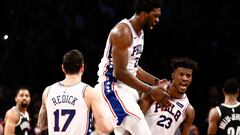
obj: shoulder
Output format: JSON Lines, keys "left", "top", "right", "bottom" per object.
{"left": 5, "top": 108, "right": 19, "bottom": 122}
{"left": 110, "top": 22, "right": 131, "bottom": 41}
{"left": 208, "top": 107, "right": 220, "bottom": 121}
{"left": 186, "top": 104, "right": 195, "bottom": 114}
{"left": 84, "top": 85, "right": 97, "bottom": 98}
{"left": 185, "top": 104, "right": 195, "bottom": 120}
{"left": 83, "top": 85, "right": 100, "bottom": 107}
{"left": 41, "top": 86, "right": 51, "bottom": 103}
{"left": 43, "top": 86, "right": 50, "bottom": 95}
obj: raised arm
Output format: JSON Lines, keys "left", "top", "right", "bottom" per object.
{"left": 180, "top": 104, "right": 195, "bottom": 135}
{"left": 37, "top": 87, "right": 49, "bottom": 134}
{"left": 207, "top": 107, "right": 219, "bottom": 135}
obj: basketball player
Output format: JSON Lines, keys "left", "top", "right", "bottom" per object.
{"left": 95, "top": 0, "right": 172, "bottom": 134}
{"left": 4, "top": 87, "right": 31, "bottom": 135}
{"left": 208, "top": 78, "right": 240, "bottom": 135}
{"left": 140, "top": 57, "right": 198, "bottom": 135}
{"left": 37, "top": 49, "right": 113, "bottom": 135}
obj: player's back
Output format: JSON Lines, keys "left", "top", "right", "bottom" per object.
{"left": 46, "top": 82, "right": 93, "bottom": 135}
{"left": 216, "top": 102, "right": 240, "bottom": 135}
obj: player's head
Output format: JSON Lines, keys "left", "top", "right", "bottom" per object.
{"left": 223, "top": 79, "right": 239, "bottom": 95}
{"left": 134, "top": 0, "right": 161, "bottom": 30}
{"left": 170, "top": 57, "right": 198, "bottom": 94}
{"left": 62, "top": 49, "right": 84, "bottom": 75}
{"left": 15, "top": 87, "right": 31, "bottom": 108}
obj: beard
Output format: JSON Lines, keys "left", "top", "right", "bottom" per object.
{"left": 20, "top": 102, "right": 29, "bottom": 108}
{"left": 142, "top": 21, "right": 151, "bottom": 32}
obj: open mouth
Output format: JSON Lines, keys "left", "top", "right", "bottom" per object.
{"left": 179, "top": 83, "right": 188, "bottom": 89}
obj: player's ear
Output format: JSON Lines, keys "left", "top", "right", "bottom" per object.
{"left": 171, "top": 73, "right": 174, "bottom": 79}
{"left": 61, "top": 64, "right": 66, "bottom": 73}
{"left": 80, "top": 64, "right": 84, "bottom": 73}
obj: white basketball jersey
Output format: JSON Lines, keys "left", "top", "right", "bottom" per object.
{"left": 145, "top": 94, "right": 190, "bottom": 135}
{"left": 97, "top": 18, "right": 144, "bottom": 83}
{"left": 46, "top": 82, "right": 93, "bottom": 135}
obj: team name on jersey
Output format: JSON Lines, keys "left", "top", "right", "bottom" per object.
{"left": 219, "top": 113, "right": 240, "bottom": 129}
{"left": 20, "top": 121, "right": 30, "bottom": 130}
{"left": 131, "top": 44, "right": 143, "bottom": 56}
{"left": 154, "top": 103, "right": 182, "bottom": 121}
{"left": 51, "top": 95, "right": 78, "bottom": 106}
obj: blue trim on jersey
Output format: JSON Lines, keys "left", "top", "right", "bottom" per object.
{"left": 86, "top": 110, "right": 93, "bottom": 135}
{"left": 104, "top": 80, "right": 128, "bottom": 125}
{"left": 102, "top": 45, "right": 128, "bottom": 125}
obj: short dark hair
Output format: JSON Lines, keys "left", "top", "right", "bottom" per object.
{"left": 134, "top": 0, "right": 161, "bottom": 14}
{"left": 16, "top": 86, "right": 30, "bottom": 96}
{"left": 63, "top": 49, "right": 84, "bottom": 74}
{"left": 170, "top": 57, "right": 198, "bottom": 72}
{"left": 223, "top": 79, "right": 239, "bottom": 94}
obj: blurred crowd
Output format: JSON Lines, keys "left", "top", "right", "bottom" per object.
{"left": 1, "top": 0, "right": 240, "bottom": 134}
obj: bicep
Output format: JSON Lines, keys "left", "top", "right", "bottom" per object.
{"left": 89, "top": 88, "right": 105, "bottom": 122}
{"left": 180, "top": 105, "right": 195, "bottom": 135}
{"left": 208, "top": 108, "right": 219, "bottom": 135}
{"left": 37, "top": 88, "right": 48, "bottom": 130}
{"left": 4, "top": 111, "right": 17, "bottom": 135}
{"left": 111, "top": 25, "right": 131, "bottom": 75}
{"left": 87, "top": 87, "right": 112, "bottom": 132}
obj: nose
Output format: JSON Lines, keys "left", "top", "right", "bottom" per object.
{"left": 182, "top": 75, "right": 189, "bottom": 81}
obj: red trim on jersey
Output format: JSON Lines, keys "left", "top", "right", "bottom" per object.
{"left": 101, "top": 82, "right": 117, "bottom": 118}
{"left": 113, "top": 84, "right": 141, "bottom": 120}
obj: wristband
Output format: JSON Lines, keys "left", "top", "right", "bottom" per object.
{"left": 153, "top": 78, "right": 159, "bottom": 86}
{"left": 147, "top": 86, "right": 153, "bottom": 95}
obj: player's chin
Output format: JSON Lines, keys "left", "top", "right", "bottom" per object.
{"left": 179, "top": 86, "right": 188, "bottom": 92}
{"left": 21, "top": 103, "right": 29, "bottom": 108}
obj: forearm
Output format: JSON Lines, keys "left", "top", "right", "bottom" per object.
{"left": 37, "top": 106, "right": 48, "bottom": 131}
{"left": 139, "top": 93, "right": 154, "bottom": 114}
{"left": 4, "top": 126, "right": 15, "bottom": 135}
{"left": 137, "top": 66, "right": 159, "bottom": 85}
{"left": 115, "top": 69, "right": 150, "bottom": 93}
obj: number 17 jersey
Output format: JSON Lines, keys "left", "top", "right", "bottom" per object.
{"left": 46, "top": 82, "right": 93, "bottom": 135}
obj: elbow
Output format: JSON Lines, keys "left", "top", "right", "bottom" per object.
{"left": 114, "top": 72, "right": 121, "bottom": 80}
{"left": 99, "top": 125, "right": 113, "bottom": 134}
{"left": 114, "top": 69, "right": 125, "bottom": 81}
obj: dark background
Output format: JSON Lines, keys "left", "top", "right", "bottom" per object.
{"left": 0, "top": 0, "right": 240, "bottom": 134}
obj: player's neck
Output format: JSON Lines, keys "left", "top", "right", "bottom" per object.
{"left": 129, "top": 14, "right": 143, "bottom": 36}
{"left": 16, "top": 105, "right": 27, "bottom": 113}
{"left": 224, "top": 96, "right": 238, "bottom": 105}
{"left": 62, "top": 74, "right": 82, "bottom": 85}
{"left": 167, "top": 86, "right": 184, "bottom": 99}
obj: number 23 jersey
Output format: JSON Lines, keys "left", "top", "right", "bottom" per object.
{"left": 145, "top": 94, "right": 190, "bottom": 135}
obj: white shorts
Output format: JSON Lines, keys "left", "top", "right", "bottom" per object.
{"left": 95, "top": 81, "right": 144, "bottom": 126}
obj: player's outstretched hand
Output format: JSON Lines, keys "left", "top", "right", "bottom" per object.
{"left": 150, "top": 86, "right": 172, "bottom": 108}
{"left": 154, "top": 79, "right": 171, "bottom": 91}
